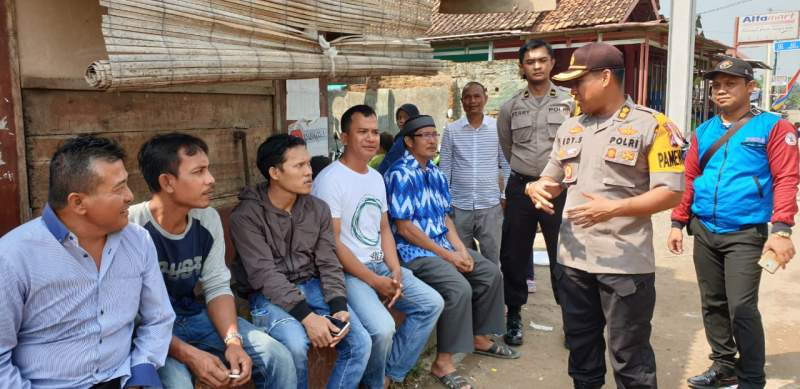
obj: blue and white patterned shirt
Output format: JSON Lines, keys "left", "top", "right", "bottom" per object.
{"left": 0, "top": 205, "right": 175, "bottom": 389}
{"left": 439, "top": 115, "right": 511, "bottom": 210}
{"left": 385, "top": 151, "right": 455, "bottom": 262}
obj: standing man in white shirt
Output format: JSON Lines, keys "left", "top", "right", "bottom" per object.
{"left": 439, "top": 81, "right": 511, "bottom": 265}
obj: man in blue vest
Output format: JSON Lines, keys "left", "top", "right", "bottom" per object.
{"left": 668, "top": 57, "right": 799, "bottom": 389}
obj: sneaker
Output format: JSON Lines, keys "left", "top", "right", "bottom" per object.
{"left": 527, "top": 279, "right": 537, "bottom": 293}
{"left": 504, "top": 315, "right": 524, "bottom": 346}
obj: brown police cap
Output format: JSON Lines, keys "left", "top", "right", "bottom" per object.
{"left": 703, "top": 56, "right": 754, "bottom": 81}
{"left": 552, "top": 42, "right": 624, "bottom": 82}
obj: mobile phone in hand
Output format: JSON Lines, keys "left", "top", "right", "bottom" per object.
{"left": 758, "top": 250, "right": 779, "bottom": 274}
{"left": 324, "top": 314, "right": 351, "bottom": 337}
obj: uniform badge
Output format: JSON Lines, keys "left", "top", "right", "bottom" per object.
{"left": 549, "top": 89, "right": 557, "bottom": 97}
{"left": 524, "top": 90, "right": 530, "bottom": 98}
{"left": 664, "top": 120, "right": 687, "bottom": 147}
{"left": 618, "top": 106, "right": 630, "bottom": 120}
{"left": 558, "top": 149, "right": 566, "bottom": 158}
{"left": 622, "top": 150, "right": 636, "bottom": 161}
{"left": 606, "top": 148, "right": 617, "bottom": 159}
{"left": 786, "top": 133, "right": 797, "bottom": 146}
{"left": 564, "top": 164, "right": 574, "bottom": 180}
{"left": 569, "top": 126, "right": 584, "bottom": 134}
{"left": 719, "top": 60, "right": 733, "bottom": 69}
{"left": 566, "top": 147, "right": 579, "bottom": 156}
{"left": 618, "top": 127, "right": 638, "bottom": 136}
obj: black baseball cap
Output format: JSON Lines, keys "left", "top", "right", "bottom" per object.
{"left": 703, "top": 57, "right": 754, "bottom": 81}
{"left": 552, "top": 42, "right": 624, "bottom": 82}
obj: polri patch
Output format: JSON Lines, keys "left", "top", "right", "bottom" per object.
{"left": 785, "top": 133, "right": 797, "bottom": 146}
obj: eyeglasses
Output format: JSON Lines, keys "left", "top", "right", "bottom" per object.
{"left": 414, "top": 132, "right": 439, "bottom": 140}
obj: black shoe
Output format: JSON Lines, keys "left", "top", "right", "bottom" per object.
{"left": 687, "top": 366, "right": 737, "bottom": 388}
{"left": 504, "top": 316, "right": 523, "bottom": 346}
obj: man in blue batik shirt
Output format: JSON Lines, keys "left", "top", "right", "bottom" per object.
{"left": 0, "top": 135, "right": 175, "bottom": 389}
{"left": 384, "top": 115, "right": 517, "bottom": 389}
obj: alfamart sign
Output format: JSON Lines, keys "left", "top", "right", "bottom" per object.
{"left": 738, "top": 11, "right": 799, "bottom": 43}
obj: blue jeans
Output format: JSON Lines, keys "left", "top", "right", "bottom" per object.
{"left": 249, "top": 278, "right": 371, "bottom": 389}
{"left": 346, "top": 263, "right": 443, "bottom": 388}
{"left": 158, "top": 310, "right": 296, "bottom": 389}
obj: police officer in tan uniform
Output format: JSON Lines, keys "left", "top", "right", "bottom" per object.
{"left": 529, "top": 42, "right": 685, "bottom": 389}
{"left": 497, "top": 39, "right": 575, "bottom": 346}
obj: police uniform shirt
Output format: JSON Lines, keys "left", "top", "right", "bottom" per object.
{"left": 498, "top": 82, "right": 576, "bottom": 177}
{"left": 541, "top": 97, "right": 685, "bottom": 274}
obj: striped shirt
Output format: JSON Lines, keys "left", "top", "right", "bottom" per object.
{"left": 439, "top": 115, "right": 511, "bottom": 210}
{"left": 0, "top": 205, "right": 175, "bottom": 389}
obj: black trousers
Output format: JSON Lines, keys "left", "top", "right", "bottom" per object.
{"left": 556, "top": 265, "right": 657, "bottom": 389}
{"left": 690, "top": 217, "right": 767, "bottom": 388}
{"left": 500, "top": 172, "right": 566, "bottom": 310}
{"left": 90, "top": 377, "right": 122, "bottom": 389}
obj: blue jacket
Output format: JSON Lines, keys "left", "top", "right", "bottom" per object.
{"left": 691, "top": 112, "right": 779, "bottom": 233}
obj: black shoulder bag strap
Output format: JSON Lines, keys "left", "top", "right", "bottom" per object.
{"left": 699, "top": 110, "right": 756, "bottom": 172}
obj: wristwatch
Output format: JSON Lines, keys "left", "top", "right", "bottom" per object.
{"left": 224, "top": 332, "right": 243, "bottom": 346}
{"left": 773, "top": 230, "right": 792, "bottom": 239}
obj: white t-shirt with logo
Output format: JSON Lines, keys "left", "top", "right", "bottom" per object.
{"left": 312, "top": 160, "right": 388, "bottom": 264}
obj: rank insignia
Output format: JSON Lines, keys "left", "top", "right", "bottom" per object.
{"left": 606, "top": 148, "right": 617, "bottom": 159}
{"left": 524, "top": 90, "right": 530, "bottom": 98}
{"left": 564, "top": 164, "right": 574, "bottom": 180}
{"left": 569, "top": 126, "right": 584, "bottom": 134}
{"left": 618, "top": 127, "right": 638, "bottom": 136}
{"left": 550, "top": 89, "right": 557, "bottom": 97}
{"left": 618, "top": 106, "right": 630, "bottom": 120}
{"left": 622, "top": 150, "right": 636, "bottom": 161}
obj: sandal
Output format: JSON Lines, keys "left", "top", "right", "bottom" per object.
{"left": 473, "top": 341, "right": 521, "bottom": 359}
{"left": 432, "top": 372, "right": 473, "bottom": 389}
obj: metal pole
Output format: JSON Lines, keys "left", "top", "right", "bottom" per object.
{"left": 763, "top": 43, "right": 773, "bottom": 110}
{"left": 666, "top": 0, "right": 697, "bottom": 134}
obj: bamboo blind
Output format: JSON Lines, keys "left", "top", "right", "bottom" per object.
{"left": 86, "top": 0, "right": 442, "bottom": 89}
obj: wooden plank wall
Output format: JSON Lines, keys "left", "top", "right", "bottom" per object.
{"left": 23, "top": 89, "right": 275, "bottom": 215}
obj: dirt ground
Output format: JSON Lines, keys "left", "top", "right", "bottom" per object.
{"left": 407, "top": 211, "right": 800, "bottom": 389}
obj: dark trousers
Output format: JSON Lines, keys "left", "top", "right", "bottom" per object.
{"left": 690, "top": 217, "right": 767, "bottom": 388}
{"left": 500, "top": 172, "right": 566, "bottom": 310}
{"left": 90, "top": 377, "right": 121, "bottom": 389}
{"left": 556, "top": 265, "right": 657, "bottom": 389}
{"left": 405, "top": 250, "right": 505, "bottom": 353}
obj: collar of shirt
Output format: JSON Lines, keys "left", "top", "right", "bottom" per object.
{"left": 42, "top": 204, "right": 69, "bottom": 242}
{"left": 455, "top": 115, "right": 491, "bottom": 131}
{"left": 401, "top": 150, "right": 435, "bottom": 171}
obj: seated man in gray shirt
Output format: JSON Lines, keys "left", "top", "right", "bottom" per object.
{"left": 129, "top": 133, "right": 295, "bottom": 389}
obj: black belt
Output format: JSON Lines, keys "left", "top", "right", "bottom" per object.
{"left": 511, "top": 170, "right": 539, "bottom": 183}
{"left": 91, "top": 377, "right": 121, "bottom": 389}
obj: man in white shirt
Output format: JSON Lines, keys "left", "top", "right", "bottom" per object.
{"left": 313, "top": 105, "right": 444, "bottom": 389}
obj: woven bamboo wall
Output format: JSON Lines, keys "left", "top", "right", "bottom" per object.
{"left": 86, "top": 0, "right": 442, "bottom": 89}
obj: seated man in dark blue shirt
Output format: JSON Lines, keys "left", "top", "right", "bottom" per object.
{"left": 129, "top": 133, "right": 295, "bottom": 389}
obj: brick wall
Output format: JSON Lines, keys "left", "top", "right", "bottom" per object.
{"left": 330, "top": 60, "right": 527, "bottom": 138}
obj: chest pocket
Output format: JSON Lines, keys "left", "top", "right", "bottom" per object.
{"left": 511, "top": 112, "right": 533, "bottom": 143}
{"left": 602, "top": 134, "right": 642, "bottom": 188}
{"left": 556, "top": 141, "right": 582, "bottom": 184}
{"left": 547, "top": 112, "right": 567, "bottom": 139}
